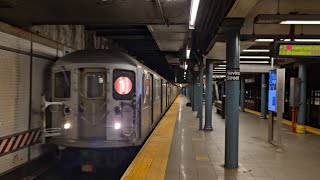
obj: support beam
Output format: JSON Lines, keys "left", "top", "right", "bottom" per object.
{"left": 223, "top": 18, "right": 244, "bottom": 169}
{"left": 198, "top": 61, "right": 204, "bottom": 130}
{"left": 204, "top": 59, "right": 213, "bottom": 131}
{"left": 297, "top": 63, "right": 307, "bottom": 133}
{"left": 261, "top": 74, "right": 267, "bottom": 119}
{"left": 240, "top": 76, "right": 245, "bottom": 112}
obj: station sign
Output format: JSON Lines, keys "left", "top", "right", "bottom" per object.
{"left": 275, "top": 42, "right": 320, "bottom": 59}
{"left": 226, "top": 68, "right": 240, "bottom": 81}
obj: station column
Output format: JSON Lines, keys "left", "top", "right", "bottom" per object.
{"left": 223, "top": 18, "right": 244, "bottom": 169}
{"left": 204, "top": 59, "right": 213, "bottom": 131}
{"left": 198, "top": 61, "right": 204, "bottom": 129}
{"left": 297, "top": 63, "right": 307, "bottom": 133}
{"left": 240, "top": 76, "right": 245, "bottom": 112}
{"left": 261, "top": 74, "right": 267, "bottom": 119}
{"left": 192, "top": 73, "right": 198, "bottom": 111}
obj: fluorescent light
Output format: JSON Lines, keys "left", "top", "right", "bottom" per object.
{"left": 243, "top": 49, "right": 270, "bottom": 52}
{"left": 240, "top": 56, "right": 270, "bottom": 59}
{"left": 214, "top": 67, "right": 226, "bottom": 70}
{"left": 279, "top": 39, "right": 291, "bottom": 41}
{"left": 240, "top": 61, "right": 270, "bottom": 64}
{"left": 213, "top": 75, "right": 226, "bottom": 78}
{"left": 255, "top": 39, "right": 274, "bottom": 42}
{"left": 295, "top": 39, "right": 320, "bottom": 42}
{"left": 189, "top": 0, "right": 200, "bottom": 29}
{"left": 218, "top": 64, "right": 226, "bottom": 67}
{"left": 186, "top": 49, "right": 191, "bottom": 59}
{"left": 280, "top": 20, "right": 320, "bottom": 25}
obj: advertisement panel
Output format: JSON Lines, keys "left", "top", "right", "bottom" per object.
{"left": 268, "top": 70, "right": 277, "bottom": 112}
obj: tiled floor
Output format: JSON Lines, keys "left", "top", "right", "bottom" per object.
{"left": 165, "top": 96, "right": 320, "bottom": 180}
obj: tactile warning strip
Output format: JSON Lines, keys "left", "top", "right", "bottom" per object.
{"left": 121, "top": 96, "right": 181, "bottom": 180}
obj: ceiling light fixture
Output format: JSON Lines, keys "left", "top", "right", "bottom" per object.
{"left": 189, "top": 0, "right": 200, "bottom": 29}
{"left": 243, "top": 49, "right": 270, "bottom": 52}
{"left": 255, "top": 39, "right": 274, "bottom": 42}
{"left": 240, "top": 61, "right": 270, "bottom": 64}
{"left": 240, "top": 56, "right": 271, "bottom": 59}
{"left": 214, "top": 67, "right": 226, "bottom": 70}
{"left": 294, "top": 39, "right": 320, "bottom": 42}
{"left": 186, "top": 49, "right": 191, "bottom": 59}
{"left": 280, "top": 20, "right": 320, "bottom": 25}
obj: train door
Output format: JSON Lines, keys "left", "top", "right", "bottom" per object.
{"left": 161, "top": 80, "right": 166, "bottom": 113}
{"left": 160, "top": 79, "right": 163, "bottom": 113}
{"left": 150, "top": 74, "right": 154, "bottom": 125}
{"left": 142, "top": 73, "right": 152, "bottom": 132}
{"left": 79, "top": 68, "right": 107, "bottom": 140}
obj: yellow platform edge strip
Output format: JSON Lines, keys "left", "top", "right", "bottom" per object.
{"left": 121, "top": 96, "right": 181, "bottom": 180}
{"left": 244, "top": 108, "right": 320, "bottom": 135}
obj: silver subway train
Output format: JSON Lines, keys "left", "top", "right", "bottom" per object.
{"left": 45, "top": 50, "right": 178, "bottom": 152}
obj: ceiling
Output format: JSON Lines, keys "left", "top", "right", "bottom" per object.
{"left": 0, "top": 0, "right": 191, "bottom": 80}
{"left": 0, "top": 0, "right": 189, "bottom": 26}
{"left": 207, "top": 0, "right": 320, "bottom": 67}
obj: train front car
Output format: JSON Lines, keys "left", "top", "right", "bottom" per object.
{"left": 49, "top": 50, "right": 140, "bottom": 168}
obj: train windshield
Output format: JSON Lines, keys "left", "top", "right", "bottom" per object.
{"left": 55, "top": 71, "right": 70, "bottom": 98}
{"left": 86, "top": 73, "right": 105, "bottom": 98}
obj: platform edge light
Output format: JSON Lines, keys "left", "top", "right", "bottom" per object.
{"left": 189, "top": 0, "right": 200, "bottom": 29}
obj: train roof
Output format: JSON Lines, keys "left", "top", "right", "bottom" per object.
{"left": 53, "top": 49, "right": 169, "bottom": 82}
{"left": 54, "top": 50, "right": 139, "bottom": 66}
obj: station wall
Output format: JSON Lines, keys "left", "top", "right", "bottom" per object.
{"left": 0, "top": 22, "right": 75, "bottom": 175}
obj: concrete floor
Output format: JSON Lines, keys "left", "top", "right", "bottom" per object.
{"left": 165, "top": 96, "right": 320, "bottom": 180}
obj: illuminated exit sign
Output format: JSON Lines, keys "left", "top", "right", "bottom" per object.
{"left": 275, "top": 42, "right": 320, "bottom": 58}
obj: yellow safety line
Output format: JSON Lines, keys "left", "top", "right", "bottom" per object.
{"left": 121, "top": 96, "right": 181, "bottom": 180}
{"left": 244, "top": 108, "right": 320, "bottom": 135}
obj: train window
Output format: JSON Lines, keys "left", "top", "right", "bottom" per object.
{"left": 86, "top": 73, "right": 104, "bottom": 98}
{"left": 113, "top": 69, "right": 135, "bottom": 100}
{"left": 55, "top": 71, "right": 70, "bottom": 98}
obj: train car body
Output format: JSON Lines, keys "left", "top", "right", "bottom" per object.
{"left": 48, "top": 50, "right": 178, "bottom": 150}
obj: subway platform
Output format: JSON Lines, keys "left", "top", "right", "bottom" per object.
{"left": 122, "top": 96, "right": 320, "bottom": 180}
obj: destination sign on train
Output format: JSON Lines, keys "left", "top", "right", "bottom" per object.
{"left": 278, "top": 44, "right": 320, "bottom": 57}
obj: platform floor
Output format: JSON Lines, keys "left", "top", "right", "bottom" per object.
{"left": 123, "top": 96, "right": 320, "bottom": 180}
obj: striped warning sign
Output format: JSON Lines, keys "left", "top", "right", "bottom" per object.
{"left": 0, "top": 129, "right": 41, "bottom": 156}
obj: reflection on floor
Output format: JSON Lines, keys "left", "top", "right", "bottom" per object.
{"left": 165, "top": 96, "right": 320, "bottom": 180}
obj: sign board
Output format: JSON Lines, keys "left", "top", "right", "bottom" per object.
{"left": 268, "top": 70, "right": 277, "bottom": 112}
{"left": 226, "top": 68, "right": 240, "bottom": 81}
{"left": 268, "top": 68, "right": 285, "bottom": 148}
{"left": 275, "top": 42, "right": 320, "bottom": 59}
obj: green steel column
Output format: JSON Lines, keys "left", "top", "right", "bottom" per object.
{"left": 190, "top": 74, "right": 194, "bottom": 106}
{"left": 192, "top": 73, "right": 198, "bottom": 111}
{"left": 261, "top": 74, "right": 267, "bottom": 119}
{"left": 224, "top": 18, "right": 243, "bottom": 169}
{"left": 221, "top": 80, "right": 226, "bottom": 119}
{"left": 198, "top": 62, "right": 204, "bottom": 129}
{"left": 204, "top": 59, "right": 213, "bottom": 131}
{"left": 240, "top": 76, "right": 245, "bottom": 112}
{"left": 297, "top": 63, "right": 307, "bottom": 133}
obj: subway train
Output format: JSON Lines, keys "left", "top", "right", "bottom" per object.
{"left": 45, "top": 50, "right": 179, "bottom": 168}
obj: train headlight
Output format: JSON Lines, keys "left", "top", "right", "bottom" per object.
{"left": 64, "top": 122, "right": 71, "bottom": 129}
{"left": 114, "top": 122, "right": 121, "bottom": 130}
